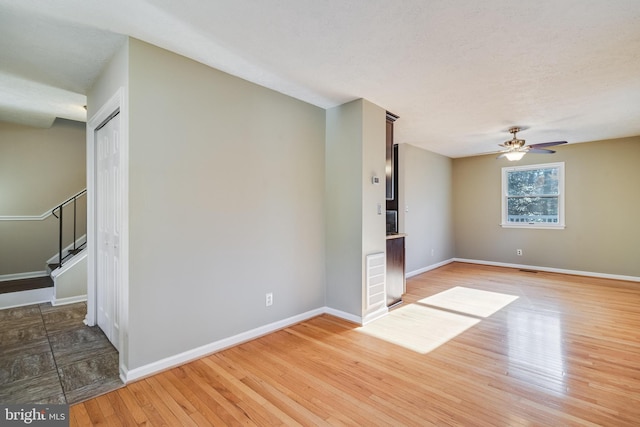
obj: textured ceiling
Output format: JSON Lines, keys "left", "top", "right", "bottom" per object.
{"left": 1, "top": 0, "right": 640, "bottom": 157}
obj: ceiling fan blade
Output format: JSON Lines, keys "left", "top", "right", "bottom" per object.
{"left": 528, "top": 141, "right": 567, "bottom": 148}
{"left": 496, "top": 153, "right": 507, "bottom": 159}
{"left": 527, "top": 148, "right": 556, "bottom": 154}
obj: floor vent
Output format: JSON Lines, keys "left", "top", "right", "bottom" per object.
{"left": 366, "top": 253, "right": 386, "bottom": 311}
{"left": 519, "top": 269, "right": 539, "bottom": 273}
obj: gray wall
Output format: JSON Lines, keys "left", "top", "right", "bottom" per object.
{"left": 86, "top": 38, "right": 128, "bottom": 116}
{"left": 84, "top": 37, "right": 640, "bottom": 378}
{"left": 325, "top": 99, "right": 386, "bottom": 318}
{"left": 54, "top": 255, "right": 87, "bottom": 301}
{"left": 325, "top": 101, "right": 363, "bottom": 315}
{"left": 127, "top": 39, "right": 326, "bottom": 369}
{"left": 398, "top": 143, "right": 455, "bottom": 275}
{"left": 360, "top": 100, "right": 387, "bottom": 317}
{"left": 0, "top": 119, "right": 86, "bottom": 275}
{"left": 452, "top": 136, "right": 640, "bottom": 277}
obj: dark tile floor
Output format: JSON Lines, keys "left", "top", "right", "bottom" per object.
{"left": 0, "top": 302, "right": 122, "bottom": 404}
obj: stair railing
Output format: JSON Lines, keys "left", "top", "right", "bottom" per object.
{"left": 51, "top": 189, "right": 87, "bottom": 269}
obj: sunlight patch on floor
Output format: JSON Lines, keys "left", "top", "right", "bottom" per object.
{"left": 357, "top": 304, "right": 480, "bottom": 354}
{"left": 507, "top": 310, "right": 566, "bottom": 395}
{"left": 357, "top": 286, "right": 519, "bottom": 354}
{"left": 418, "top": 286, "right": 519, "bottom": 318}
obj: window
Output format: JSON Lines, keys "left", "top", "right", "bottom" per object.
{"left": 501, "top": 162, "right": 565, "bottom": 229}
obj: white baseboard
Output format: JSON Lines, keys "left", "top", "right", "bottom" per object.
{"left": 404, "top": 258, "right": 640, "bottom": 283}
{"left": 0, "top": 287, "right": 53, "bottom": 310}
{"left": 121, "top": 305, "right": 376, "bottom": 384}
{"left": 122, "top": 307, "right": 326, "bottom": 383}
{"left": 52, "top": 294, "right": 87, "bottom": 306}
{"left": 406, "top": 258, "right": 455, "bottom": 278}
{"left": 453, "top": 258, "right": 640, "bottom": 283}
{"left": 323, "top": 307, "right": 363, "bottom": 325}
{"left": 108, "top": 257, "right": 640, "bottom": 386}
{"left": 0, "top": 271, "right": 48, "bottom": 282}
{"left": 361, "top": 305, "right": 389, "bottom": 325}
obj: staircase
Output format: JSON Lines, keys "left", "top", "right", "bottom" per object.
{"left": 47, "top": 189, "right": 87, "bottom": 272}
{"left": 45, "top": 189, "right": 88, "bottom": 306}
{"left": 47, "top": 244, "right": 87, "bottom": 272}
{"left": 48, "top": 245, "right": 88, "bottom": 306}
{"left": 0, "top": 189, "right": 88, "bottom": 309}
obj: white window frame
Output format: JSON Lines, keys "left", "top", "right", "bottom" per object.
{"left": 501, "top": 162, "right": 565, "bottom": 229}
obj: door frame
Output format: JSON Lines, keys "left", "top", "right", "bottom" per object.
{"left": 86, "top": 87, "right": 129, "bottom": 373}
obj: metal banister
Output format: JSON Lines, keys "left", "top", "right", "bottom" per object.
{"left": 51, "top": 189, "right": 87, "bottom": 269}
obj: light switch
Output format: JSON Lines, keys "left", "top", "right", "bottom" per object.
{"left": 377, "top": 203, "right": 382, "bottom": 215}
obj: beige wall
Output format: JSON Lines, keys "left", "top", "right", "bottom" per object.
{"left": 126, "top": 39, "right": 326, "bottom": 369}
{"left": 0, "top": 119, "right": 86, "bottom": 214}
{"left": 453, "top": 136, "right": 640, "bottom": 277}
{"left": 0, "top": 119, "right": 86, "bottom": 275}
{"left": 398, "top": 143, "right": 455, "bottom": 274}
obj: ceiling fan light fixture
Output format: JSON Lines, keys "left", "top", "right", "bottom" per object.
{"left": 495, "top": 126, "right": 567, "bottom": 160}
{"left": 505, "top": 151, "right": 526, "bottom": 161}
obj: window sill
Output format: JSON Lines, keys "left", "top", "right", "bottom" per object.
{"left": 501, "top": 223, "right": 565, "bottom": 230}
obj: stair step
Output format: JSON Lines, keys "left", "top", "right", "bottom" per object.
{"left": 0, "top": 276, "right": 53, "bottom": 295}
{"left": 48, "top": 245, "right": 86, "bottom": 272}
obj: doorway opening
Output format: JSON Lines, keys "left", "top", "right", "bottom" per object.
{"left": 86, "top": 88, "right": 128, "bottom": 382}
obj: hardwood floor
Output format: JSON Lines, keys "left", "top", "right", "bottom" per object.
{"left": 70, "top": 262, "right": 640, "bottom": 426}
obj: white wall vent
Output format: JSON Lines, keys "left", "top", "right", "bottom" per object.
{"left": 366, "top": 252, "right": 386, "bottom": 311}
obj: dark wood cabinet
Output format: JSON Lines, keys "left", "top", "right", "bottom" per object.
{"left": 386, "top": 144, "right": 399, "bottom": 213}
{"left": 385, "top": 111, "right": 399, "bottom": 201}
{"left": 386, "top": 236, "right": 405, "bottom": 307}
{"left": 385, "top": 111, "right": 403, "bottom": 307}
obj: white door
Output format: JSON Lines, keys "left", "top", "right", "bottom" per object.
{"left": 96, "top": 111, "right": 121, "bottom": 350}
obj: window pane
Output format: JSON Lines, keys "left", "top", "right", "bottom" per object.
{"left": 508, "top": 167, "right": 559, "bottom": 196}
{"left": 507, "top": 196, "right": 558, "bottom": 223}
{"left": 502, "top": 162, "right": 564, "bottom": 228}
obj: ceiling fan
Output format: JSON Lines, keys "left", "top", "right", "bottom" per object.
{"left": 497, "top": 127, "right": 567, "bottom": 161}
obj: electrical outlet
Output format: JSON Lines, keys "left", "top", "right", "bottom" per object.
{"left": 516, "top": 249, "right": 523, "bottom": 256}
{"left": 431, "top": 248, "right": 435, "bottom": 256}
{"left": 265, "top": 292, "right": 273, "bottom": 307}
